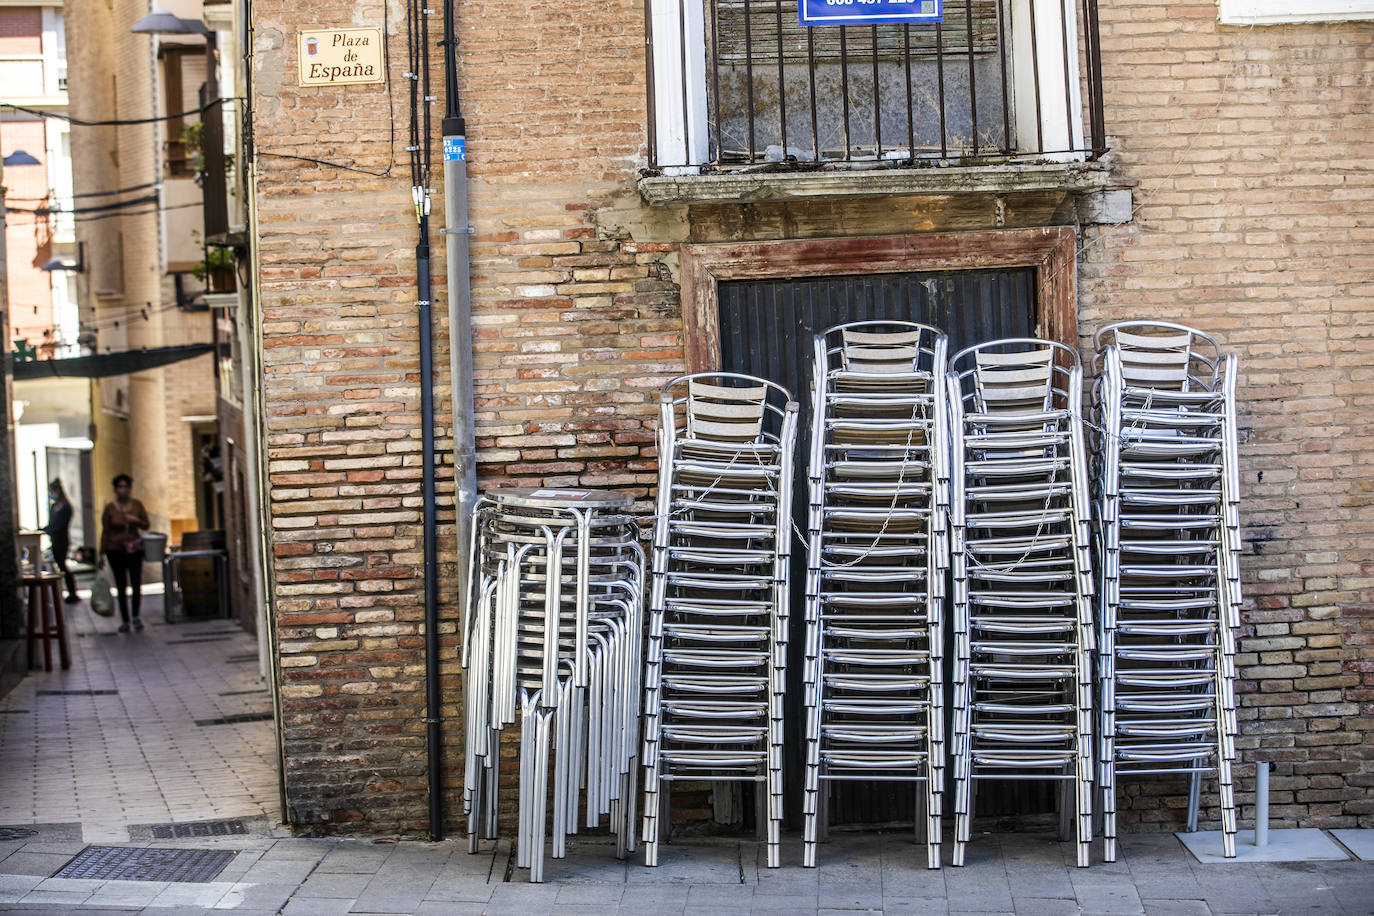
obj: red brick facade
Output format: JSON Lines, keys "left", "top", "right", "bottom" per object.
{"left": 251, "top": 0, "right": 1374, "bottom": 834}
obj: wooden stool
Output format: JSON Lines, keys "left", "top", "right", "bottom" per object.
{"left": 23, "top": 573, "right": 70, "bottom": 672}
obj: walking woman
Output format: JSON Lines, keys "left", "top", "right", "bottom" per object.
{"left": 99, "top": 473, "right": 150, "bottom": 632}
{"left": 42, "top": 479, "right": 80, "bottom": 603}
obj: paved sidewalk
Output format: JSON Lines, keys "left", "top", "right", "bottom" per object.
{"left": 1, "top": 593, "right": 1371, "bottom": 914}
{"left": 0, "top": 823, "right": 1371, "bottom": 915}
{"left": 0, "top": 592, "right": 278, "bottom": 841}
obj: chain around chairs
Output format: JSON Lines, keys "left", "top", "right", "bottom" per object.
{"left": 947, "top": 338, "right": 1097, "bottom": 868}
{"left": 462, "top": 488, "right": 644, "bottom": 882}
{"left": 641, "top": 373, "right": 799, "bottom": 869}
{"left": 1091, "top": 322, "right": 1241, "bottom": 861}
{"left": 802, "top": 322, "right": 950, "bottom": 870}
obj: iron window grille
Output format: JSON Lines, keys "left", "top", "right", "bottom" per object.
{"left": 644, "top": 0, "right": 1106, "bottom": 170}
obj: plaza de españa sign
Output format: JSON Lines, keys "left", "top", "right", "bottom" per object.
{"left": 298, "top": 28, "right": 385, "bottom": 87}
{"left": 798, "top": 0, "right": 942, "bottom": 27}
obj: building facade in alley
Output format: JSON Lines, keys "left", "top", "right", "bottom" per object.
{"left": 0, "top": 0, "right": 86, "bottom": 539}
{"left": 62, "top": 0, "right": 220, "bottom": 546}
{"left": 235, "top": 0, "right": 1374, "bottom": 836}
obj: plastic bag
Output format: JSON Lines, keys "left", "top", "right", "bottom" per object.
{"left": 90, "top": 570, "right": 115, "bottom": 617}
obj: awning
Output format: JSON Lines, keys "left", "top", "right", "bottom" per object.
{"left": 11, "top": 344, "right": 215, "bottom": 381}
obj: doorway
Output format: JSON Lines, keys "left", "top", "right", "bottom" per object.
{"left": 680, "top": 227, "right": 1081, "bottom": 830}
{"left": 717, "top": 267, "right": 1048, "bottom": 827}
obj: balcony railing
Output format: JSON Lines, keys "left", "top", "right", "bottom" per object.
{"left": 645, "top": 0, "right": 1105, "bottom": 171}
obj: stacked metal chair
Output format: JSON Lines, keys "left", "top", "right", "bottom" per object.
{"left": 947, "top": 339, "right": 1096, "bottom": 868}
{"left": 1091, "top": 321, "right": 1241, "bottom": 861}
{"left": 462, "top": 488, "right": 644, "bottom": 882}
{"left": 802, "top": 322, "right": 949, "bottom": 870}
{"left": 641, "top": 373, "right": 799, "bottom": 869}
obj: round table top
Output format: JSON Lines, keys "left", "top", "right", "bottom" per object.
{"left": 20, "top": 571, "right": 64, "bottom": 584}
{"left": 488, "top": 487, "right": 634, "bottom": 511}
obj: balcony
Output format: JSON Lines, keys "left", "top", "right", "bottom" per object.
{"left": 642, "top": 0, "right": 1106, "bottom": 203}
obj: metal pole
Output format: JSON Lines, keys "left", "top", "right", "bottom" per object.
{"left": 441, "top": 0, "right": 477, "bottom": 763}
{"left": 1255, "top": 761, "right": 1270, "bottom": 847}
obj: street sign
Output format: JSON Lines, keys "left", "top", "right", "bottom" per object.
{"left": 798, "top": 0, "right": 942, "bottom": 28}
{"left": 297, "top": 28, "right": 385, "bottom": 87}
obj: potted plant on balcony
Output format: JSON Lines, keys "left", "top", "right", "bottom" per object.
{"left": 193, "top": 242, "right": 236, "bottom": 293}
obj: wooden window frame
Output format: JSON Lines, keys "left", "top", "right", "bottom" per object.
{"left": 680, "top": 226, "right": 1077, "bottom": 373}
{"left": 161, "top": 46, "right": 197, "bottom": 178}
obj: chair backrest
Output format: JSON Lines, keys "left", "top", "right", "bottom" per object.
{"left": 1094, "top": 321, "right": 1221, "bottom": 392}
{"left": 973, "top": 347, "right": 1056, "bottom": 415}
{"left": 840, "top": 328, "right": 924, "bottom": 376}
{"left": 686, "top": 379, "right": 768, "bottom": 442}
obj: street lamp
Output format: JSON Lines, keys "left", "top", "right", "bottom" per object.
{"left": 130, "top": 9, "right": 208, "bottom": 36}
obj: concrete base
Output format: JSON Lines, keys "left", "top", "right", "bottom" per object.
{"left": 1177, "top": 828, "right": 1349, "bottom": 864}
{"left": 1331, "top": 829, "right": 1374, "bottom": 861}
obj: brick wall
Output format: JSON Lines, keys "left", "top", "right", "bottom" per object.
{"left": 252, "top": 0, "right": 1374, "bottom": 834}
{"left": 1080, "top": 2, "right": 1374, "bottom": 830}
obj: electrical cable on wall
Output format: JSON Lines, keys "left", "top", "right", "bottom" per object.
{"left": 252, "top": 0, "right": 397, "bottom": 178}
{"left": 1, "top": 99, "right": 241, "bottom": 126}
{"left": 402, "top": 0, "right": 445, "bottom": 842}
{"left": 6, "top": 193, "right": 159, "bottom": 216}
{"left": 3, "top": 200, "right": 205, "bottom": 225}
{"left": 6, "top": 181, "right": 162, "bottom": 203}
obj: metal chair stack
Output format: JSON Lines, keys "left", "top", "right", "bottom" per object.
{"left": 1091, "top": 321, "right": 1241, "bottom": 861}
{"left": 947, "top": 339, "right": 1096, "bottom": 868}
{"left": 641, "top": 373, "right": 799, "bottom": 869}
{"left": 802, "top": 322, "right": 949, "bottom": 870}
{"left": 462, "top": 488, "right": 644, "bottom": 882}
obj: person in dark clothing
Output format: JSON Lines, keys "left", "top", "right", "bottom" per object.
{"left": 99, "top": 473, "right": 150, "bottom": 632}
{"left": 42, "top": 479, "right": 80, "bottom": 603}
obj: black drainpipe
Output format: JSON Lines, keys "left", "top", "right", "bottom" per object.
{"left": 405, "top": 0, "right": 443, "bottom": 842}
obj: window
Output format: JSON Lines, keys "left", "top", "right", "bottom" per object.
{"left": 1219, "top": 0, "right": 1374, "bottom": 24}
{"left": 647, "top": 0, "right": 1098, "bottom": 170}
{"left": 161, "top": 48, "right": 206, "bottom": 178}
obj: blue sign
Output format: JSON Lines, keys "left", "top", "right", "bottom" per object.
{"left": 799, "top": 0, "right": 941, "bottom": 27}
{"left": 443, "top": 136, "right": 466, "bottom": 162}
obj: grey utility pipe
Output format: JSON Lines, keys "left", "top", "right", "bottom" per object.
{"left": 432, "top": 0, "right": 474, "bottom": 843}
{"left": 442, "top": 10, "right": 476, "bottom": 757}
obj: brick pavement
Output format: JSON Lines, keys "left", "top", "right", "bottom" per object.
{"left": 1, "top": 592, "right": 1372, "bottom": 913}
{"left": 0, "top": 592, "right": 278, "bottom": 842}
{"left": 0, "top": 826, "right": 1371, "bottom": 914}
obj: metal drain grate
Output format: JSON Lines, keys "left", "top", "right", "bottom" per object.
{"left": 0, "top": 710, "right": 30, "bottom": 714}
{"left": 194, "top": 711, "right": 273, "bottom": 727}
{"left": 149, "top": 819, "right": 247, "bottom": 839}
{"left": 36, "top": 689, "right": 119, "bottom": 696}
{"left": 218, "top": 689, "right": 268, "bottom": 696}
{"left": 0, "top": 827, "right": 38, "bottom": 840}
{"left": 54, "top": 846, "right": 236, "bottom": 882}
{"left": 165, "top": 637, "right": 234, "bottom": 645}
{"left": 225, "top": 653, "right": 258, "bottom": 663}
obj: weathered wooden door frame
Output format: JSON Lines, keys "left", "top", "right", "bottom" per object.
{"left": 680, "top": 226, "right": 1078, "bottom": 372}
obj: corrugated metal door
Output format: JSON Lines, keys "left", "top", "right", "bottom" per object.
{"left": 716, "top": 267, "right": 1050, "bottom": 827}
